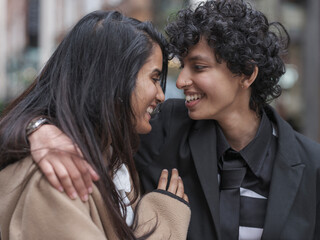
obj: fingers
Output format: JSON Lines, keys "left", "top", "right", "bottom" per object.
{"left": 38, "top": 151, "right": 92, "bottom": 202}
{"left": 59, "top": 145, "right": 99, "bottom": 197}
{"left": 183, "top": 193, "right": 189, "bottom": 203}
{"left": 167, "top": 168, "right": 179, "bottom": 194}
{"left": 72, "top": 157, "right": 94, "bottom": 196}
{"left": 85, "top": 161, "right": 100, "bottom": 182}
{"left": 157, "top": 168, "right": 188, "bottom": 202}
{"left": 38, "top": 159, "right": 64, "bottom": 193}
{"left": 175, "top": 177, "right": 185, "bottom": 198}
{"left": 64, "top": 156, "right": 90, "bottom": 201}
{"left": 46, "top": 155, "right": 79, "bottom": 200}
{"left": 29, "top": 124, "right": 99, "bottom": 202}
{"left": 157, "top": 169, "right": 168, "bottom": 190}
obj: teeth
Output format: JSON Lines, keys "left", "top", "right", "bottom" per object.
{"left": 185, "top": 94, "right": 203, "bottom": 103}
{"left": 147, "top": 106, "right": 154, "bottom": 114}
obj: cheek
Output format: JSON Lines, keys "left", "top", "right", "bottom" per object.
{"left": 141, "top": 83, "right": 158, "bottom": 105}
{"left": 196, "top": 77, "right": 217, "bottom": 95}
{"left": 132, "top": 85, "right": 146, "bottom": 110}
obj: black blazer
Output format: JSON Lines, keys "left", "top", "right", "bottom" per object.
{"left": 135, "top": 99, "right": 320, "bottom": 240}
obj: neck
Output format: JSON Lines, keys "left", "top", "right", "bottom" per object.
{"left": 218, "top": 108, "right": 261, "bottom": 151}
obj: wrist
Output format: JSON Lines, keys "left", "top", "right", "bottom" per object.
{"left": 26, "top": 117, "right": 51, "bottom": 136}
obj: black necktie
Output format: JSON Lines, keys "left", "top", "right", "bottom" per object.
{"left": 219, "top": 149, "right": 247, "bottom": 240}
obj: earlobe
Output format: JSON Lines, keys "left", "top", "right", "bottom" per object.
{"left": 240, "top": 66, "right": 258, "bottom": 89}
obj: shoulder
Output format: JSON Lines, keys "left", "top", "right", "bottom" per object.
{"left": 294, "top": 131, "right": 320, "bottom": 162}
{"left": 0, "top": 157, "right": 88, "bottom": 213}
{"left": 265, "top": 105, "right": 320, "bottom": 167}
{"left": 0, "top": 157, "right": 109, "bottom": 239}
{"left": 0, "top": 157, "right": 37, "bottom": 198}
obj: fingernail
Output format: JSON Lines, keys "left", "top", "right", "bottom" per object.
{"left": 88, "top": 187, "right": 93, "bottom": 194}
{"left": 82, "top": 194, "right": 88, "bottom": 202}
{"left": 58, "top": 186, "right": 64, "bottom": 192}
{"left": 163, "top": 169, "right": 168, "bottom": 172}
{"left": 71, "top": 192, "right": 78, "bottom": 199}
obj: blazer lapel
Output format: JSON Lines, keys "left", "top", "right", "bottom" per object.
{"left": 262, "top": 107, "right": 305, "bottom": 239}
{"left": 189, "top": 120, "right": 221, "bottom": 238}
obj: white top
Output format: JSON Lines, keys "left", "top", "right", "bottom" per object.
{"left": 112, "top": 164, "right": 134, "bottom": 226}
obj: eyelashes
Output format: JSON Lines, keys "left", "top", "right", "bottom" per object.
{"left": 194, "top": 65, "right": 208, "bottom": 71}
{"left": 152, "top": 77, "right": 161, "bottom": 82}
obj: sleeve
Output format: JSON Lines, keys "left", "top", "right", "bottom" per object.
{"left": 133, "top": 190, "right": 191, "bottom": 240}
{"left": 12, "top": 173, "right": 108, "bottom": 240}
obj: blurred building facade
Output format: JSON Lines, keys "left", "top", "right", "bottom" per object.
{"left": 1, "top": 0, "right": 320, "bottom": 142}
{"left": 0, "top": 0, "right": 155, "bottom": 101}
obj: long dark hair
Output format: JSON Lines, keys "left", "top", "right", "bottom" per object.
{"left": 0, "top": 10, "right": 168, "bottom": 239}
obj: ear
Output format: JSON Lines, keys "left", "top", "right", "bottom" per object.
{"left": 240, "top": 66, "right": 258, "bottom": 89}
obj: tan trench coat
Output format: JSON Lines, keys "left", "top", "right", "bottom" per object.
{"left": 0, "top": 157, "right": 190, "bottom": 239}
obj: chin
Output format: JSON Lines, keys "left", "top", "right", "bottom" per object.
{"left": 188, "top": 109, "right": 214, "bottom": 120}
{"left": 188, "top": 111, "right": 202, "bottom": 120}
{"left": 136, "top": 124, "right": 152, "bottom": 134}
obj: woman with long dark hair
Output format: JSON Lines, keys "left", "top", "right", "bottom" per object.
{"left": 0, "top": 11, "right": 190, "bottom": 239}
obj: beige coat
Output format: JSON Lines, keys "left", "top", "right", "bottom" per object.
{"left": 0, "top": 157, "right": 190, "bottom": 239}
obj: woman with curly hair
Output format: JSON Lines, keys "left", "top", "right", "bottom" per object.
{"left": 26, "top": 0, "right": 320, "bottom": 239}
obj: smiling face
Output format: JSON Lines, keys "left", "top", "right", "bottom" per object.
{"left": 131, "top": 44, "right": 165, "bottom": 134}
{"left": 176, "top": 38, "right": 250, "bottom": 122}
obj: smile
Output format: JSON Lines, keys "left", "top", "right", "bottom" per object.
{"left": 147, "top": 106, "right": 154, "bottom": 114}
{"left": 185, "top": 93, "right": 204, "bottom": 103}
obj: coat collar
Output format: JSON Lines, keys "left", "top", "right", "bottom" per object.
{"left": 261, "top": 106, "right": 305, "bottom": 239}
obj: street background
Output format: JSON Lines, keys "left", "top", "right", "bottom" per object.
{"left": 0, "top": 0, "right": 319, "bottom": 142}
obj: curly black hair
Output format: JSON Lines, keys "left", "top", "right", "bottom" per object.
{"left": 166, "top": 0, "right": 290, "bottom": 111}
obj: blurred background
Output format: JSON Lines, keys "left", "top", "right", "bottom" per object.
{"left": 0, "top": 0, "right": 319, "bottom": 142}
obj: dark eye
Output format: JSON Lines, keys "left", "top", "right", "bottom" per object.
{"left": 151, "top": 70, "right": 162, "bottom": 83}
{"left": 194, "top": 65, "right": 207, "bottom": 71}
{"left": 152, "top": 76, "right": 161, "bottom": 83}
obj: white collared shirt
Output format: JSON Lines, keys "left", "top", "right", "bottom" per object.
{"left": 113, "top": 164, "right": 134, "bottom": 226}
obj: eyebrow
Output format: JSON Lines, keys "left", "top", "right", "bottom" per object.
{"left": 187, "top": 55, "right": 212, "bottom": 63}
{"left": 152, "top": 69, "right": 162, "bottom": 75}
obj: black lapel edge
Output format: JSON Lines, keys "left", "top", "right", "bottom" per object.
{"left": 189, "top": 120, "right": 221, "bottom": 239}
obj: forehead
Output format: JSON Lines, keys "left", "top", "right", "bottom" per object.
{"left": 144, "top": 44, "right": 163, "bottom": 68}
{"left": 138, "top": 44, "right": 163, "bottom": 75}
{"left": 183, "top": 38, "right": 216, "bottom": 63}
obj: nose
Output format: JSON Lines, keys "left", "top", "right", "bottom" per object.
{"left": 156, "top": 82, "right": 165, "bottom": 103}
{"left": 176, "top": 67, "right": 191, "bottom": 89}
